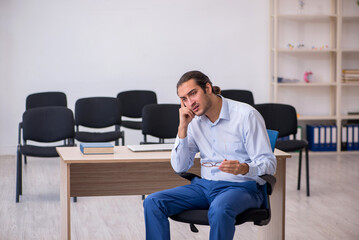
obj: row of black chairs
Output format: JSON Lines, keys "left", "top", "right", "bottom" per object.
{"left": 16, "top": 102, "right": 181, "bottom": 203}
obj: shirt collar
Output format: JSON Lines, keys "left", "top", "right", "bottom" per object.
{"left": 197, "top": 95, "right": 230, "bottom": 124}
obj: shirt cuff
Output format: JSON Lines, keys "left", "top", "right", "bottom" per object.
{"left": 245, "top": 162, "right": 258, "bottom": 177}
{"left": 174, "top": 135, "right": 188, "bottom": 150}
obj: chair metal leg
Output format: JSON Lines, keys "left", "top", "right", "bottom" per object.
{"left": 190, "top": 223, "right": 199, "bottom": 233}
{"left": 16, "top": 149, "right": 22, "bottom": 202}
{"left": 297, "top": 150, "right": 302, "bottom": 191}
{"left": 305, "top": 147, "right": 310, "bottom": 196}
{"left": 24, "top": 156, "right": 27, "bottom": 164}
{"left": 142, "top": 195, "right": 145, "bottom": 200}
{"left": 143, "top": 135, "right": 147, "bottom": 144}
{"left": 73, "top": 197, "right": 77, "bottom": 202}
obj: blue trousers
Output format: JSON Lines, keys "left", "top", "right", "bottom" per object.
{"left": 143, "top": 177, "right": 264, "bottom": 240}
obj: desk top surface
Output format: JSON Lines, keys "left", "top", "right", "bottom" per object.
{"left": 56, "top": 146, "right": 290, "bottom": 164}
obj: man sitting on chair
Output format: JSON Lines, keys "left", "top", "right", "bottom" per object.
{"left": 143, "top": 70, "right": 276, "bottom": 240}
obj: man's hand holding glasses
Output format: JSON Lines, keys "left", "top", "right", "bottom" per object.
{"left": 201, "top": 160, "right": 249, "bottom": 175}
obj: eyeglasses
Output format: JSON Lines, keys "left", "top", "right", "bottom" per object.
{"left": 201, "top": 161, "right": 222, "bottom": 167}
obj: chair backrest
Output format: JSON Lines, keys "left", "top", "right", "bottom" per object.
{"left": 221, "top": 89, "right": 255, "bottom": 105}
{"left": 254, "top": 103, "right": 298, "bottom": 138}
{"left": 22, "top": 106, "right": 74, "bottom": 142}
{"left": 142, "top": 104, "right": 180, "bottom": 139}
{"left": 117, "top": 90, "right": 157, "bottom": 118}
{"left": 267, "top": 129, "right": 279, "bottom": 152}
{"left": 26, "top": 92, "right": 67, "bottom": 109}
{"left": 75, "top": 97, "right": 121, "bottom": 128}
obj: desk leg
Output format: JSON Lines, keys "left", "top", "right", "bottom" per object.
{"left": 259, "top": 157, "right": 286, "bottom": 240}
{"left": 60, "top": 160, "right": 71, "bottom": 240}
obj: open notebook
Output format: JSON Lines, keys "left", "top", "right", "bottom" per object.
{"left": 127, "top": 143, "right": 174, "bottom": 152}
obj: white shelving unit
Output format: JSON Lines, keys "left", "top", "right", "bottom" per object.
{"left": 269, "top": 0, "right": 359, "bottom": 153}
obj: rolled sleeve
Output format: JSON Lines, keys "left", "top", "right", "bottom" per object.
{"left": 244, "top": 110, "right": 277, "bottom": 177}
{"left": 171, "top": 136, "right": 195, "bottom": 173}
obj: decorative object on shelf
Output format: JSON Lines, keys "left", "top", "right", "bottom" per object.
{"left": 298, "top": 0, "right": 306, "bottom": 13}
{"left": 304, "top": 71, "right": 313, "bottom": 83}
{"left": 311, "top": 45, "right": 329, "bottom": 50}
{"left": 297, "top": 43, "right": 305, "bottom": 49}
{"left": 277, "top": 77, "right": 300, "bottom": 83}
{"left": 287, "top": 43, "right": 294, "bottom": 49}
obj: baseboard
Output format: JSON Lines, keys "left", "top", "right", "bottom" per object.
{"left": 0, "top": 145, "right": 16, "bottom": 156}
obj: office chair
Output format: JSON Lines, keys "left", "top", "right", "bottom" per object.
{"left": 19, "top": 91, "right": 67, "bottom": 164}
{"left": 117, "top": 90, "right": 157, "bottom": 132}
{"left": 221, "top": 89, "right": 255, "bottom": 105}
{"left": 25, "top": 91, "right": 67, "bottom": 109}
{"left": 141, "top": 104, "right": 180, "bottom": 144}
{"left": 74, "top": 97, "right": 125, "bottom": 146}
{"left": 16, "top": 106, "right": 75, "bottom": 202}
{"left": 169, "top": 129, "right": 279, "bottom": 233}
{"left": 254, "top": 103, "right": 310, "bottom": 196}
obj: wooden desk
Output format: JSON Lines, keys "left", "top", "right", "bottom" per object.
{"left": 57, "top": 146, "right": 290, "bottom": 240}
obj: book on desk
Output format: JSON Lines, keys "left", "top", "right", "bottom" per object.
{"left": 79, "top": 142, "right": 114, "bottom": 154}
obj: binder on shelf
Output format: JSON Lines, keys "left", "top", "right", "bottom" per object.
{"left": 347, "top": 125, "right": 354, "bottom": 151}
{"left": 330, "top": 125, "right": 337, "bottom": 151}
{"left": 297, "top": 126, "right": 302, "bottom": 140}
{"left": 319, "top": 125, "right": 325, "bottom": 151}
{"left": 288, "top": 126, "right": 302, "bottom": 140}
{"left": 307, "top": 124, "right": 337, "bottom": 152}
{"left": 325, "top": 125, "right": 331, "bottom": 151}
{"left": 354, "top": 125, "right": 359, "bottom": 151}
{"left": 342, "top": 126, "right": 347, "bottom": 151}
{"left": 278, "top": 136, "right": 289, "bottom": 141}
{"left": 307, "top": 125, "right": 320, "bottom": 151}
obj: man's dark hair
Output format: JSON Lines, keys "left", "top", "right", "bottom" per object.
{"left": 177, "top": 70, "right": 221, "bottom": 94}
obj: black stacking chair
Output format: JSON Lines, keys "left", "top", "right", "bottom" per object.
{"left": 141, "top": 104, "right": 180, "bottom": 144}
{"left": 117, "top": 90, "right": 157, "bottom": 133}
{"left": 19, "top": 92, "right": 67, "bottom": 164}
{"left": 16, "top": 106, "right": 75, "bottom": 202}
{"left": 221, "top": 89, "right": 255, "bottom": 105}
{"left": 25, "top": 91, "right": 67, "bottom": 109}
{"left": 75, "top": 97, "right": 125, "bottom": 146}
{"left": 169, "top": 129, "right": 279, "bottom": 233}
{"left": 254, "top": 103, "right": 310, "bottom": 196}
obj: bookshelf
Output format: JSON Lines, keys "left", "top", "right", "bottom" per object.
{"left": 269, "top": 0, "right": 359, "bottom": 153}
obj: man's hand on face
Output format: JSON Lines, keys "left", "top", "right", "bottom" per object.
{"left": 178, "top": 101, "right": 195, "bottom": 138}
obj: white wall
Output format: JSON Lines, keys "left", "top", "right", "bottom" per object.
{"left": 0, "top": 0, "right": 270, "bottom": 155}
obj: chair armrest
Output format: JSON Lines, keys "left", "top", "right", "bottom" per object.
{"left": 259, "top": 174, "right": 276, "bottom": 195}
{"left": 175, "top": 172, "right": 201, "bottom": 181}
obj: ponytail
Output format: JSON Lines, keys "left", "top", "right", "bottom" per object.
{"left": 212, "top": 86, "right": 221, "bottom": 95}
